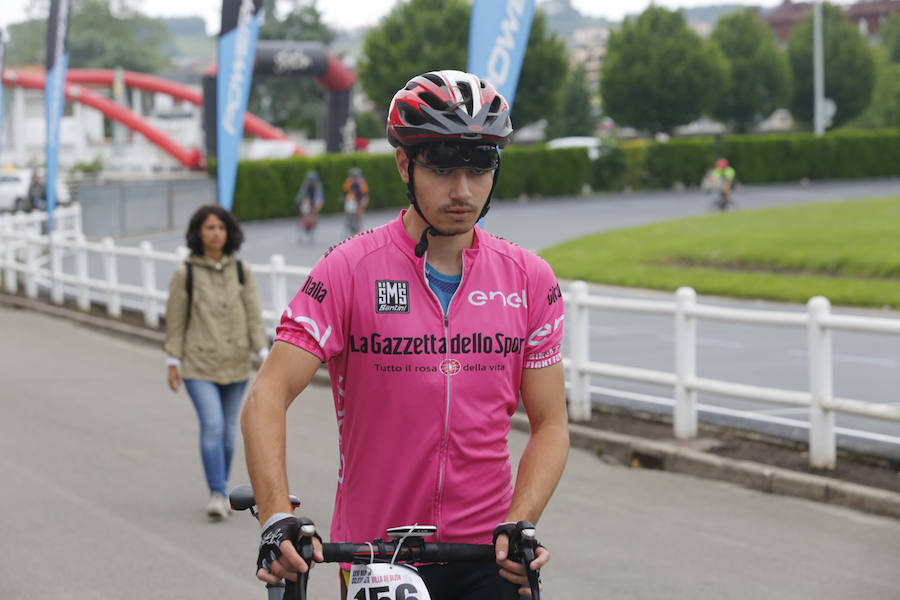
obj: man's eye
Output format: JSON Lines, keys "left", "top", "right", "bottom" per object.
{"left": 469, "top": 168, "right": 492, "bottom": 176}
{"left": 432, "top": 167, "right": 452, "bottom": 175}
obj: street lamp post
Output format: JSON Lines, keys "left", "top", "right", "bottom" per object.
{"left": 813, "top": 1, "right": 826, "bottom": 136}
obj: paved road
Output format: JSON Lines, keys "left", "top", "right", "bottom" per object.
{"left": 117, "top": 177, "right": 900, "bottom": 457}
{"left": 2, "top": 305, "right": 900, "bottom": 599}
{"left": 41, "top": 178, "right": 900, "bottom": 455}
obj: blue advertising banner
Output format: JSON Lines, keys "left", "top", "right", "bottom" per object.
{"left": 467, "top": 0, "right": 536, "bottom": 108}
{"left": 45, "top": 0, "right": 72, "bottom": 231}
{"left": 217, "top": 0, "right": 263, "bottom": 212}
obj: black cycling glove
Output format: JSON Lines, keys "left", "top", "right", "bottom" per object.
{"left": 257, "top": 516, "right": 300, "bottom": 573}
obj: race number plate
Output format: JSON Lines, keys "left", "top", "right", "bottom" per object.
{"left": 347, "top": 562, "right": 431, "bottom": 600}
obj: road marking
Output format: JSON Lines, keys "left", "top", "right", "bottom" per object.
{"left": 658, "top": 334, "right": 744, "bottom": 349}
{"left": 789, "top": 349, "right": 897, "bottom": 367}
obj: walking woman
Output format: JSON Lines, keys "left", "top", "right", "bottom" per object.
{"left": 164, "top": 205, "right": 269, "bottom": 520}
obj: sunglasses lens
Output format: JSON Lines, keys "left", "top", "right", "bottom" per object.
{"left": 419, "top": 143, "right": 499, "bottom": 170}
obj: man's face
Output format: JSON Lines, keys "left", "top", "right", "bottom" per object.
{"left": 396, "top": 142, "right": 498, "bottom": 235}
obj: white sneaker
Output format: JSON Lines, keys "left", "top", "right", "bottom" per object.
{"left": 206, "top": 493, "right": 229, "bottom": 520}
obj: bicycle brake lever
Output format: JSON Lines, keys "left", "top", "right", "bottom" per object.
{"left": 515, "top": 521, "right": 541, "bottom": 600}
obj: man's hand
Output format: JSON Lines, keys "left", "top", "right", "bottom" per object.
{"left": 256, "top": 516, "right": 324, "bottom": 584}
{"left": 167, "top": 365, "right": 181, "bottom": 391}
{"left": 495, "top": 532, "right": 548, "bottom": 597}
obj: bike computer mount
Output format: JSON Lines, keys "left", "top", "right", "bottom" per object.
{"left": 385, "top": 524, "right": 438, "bottom": 539}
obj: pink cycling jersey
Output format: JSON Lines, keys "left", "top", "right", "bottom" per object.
{"left": 275, "top": 211, "right": 564, "bottom": 546}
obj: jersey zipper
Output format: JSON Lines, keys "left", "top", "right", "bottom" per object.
{"left": 423, "top": 253, "right": 466, "bottom": 540}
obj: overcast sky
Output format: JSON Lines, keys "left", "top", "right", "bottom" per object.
{"left": 0, "top": 0, "right": 858, "bottom": 35}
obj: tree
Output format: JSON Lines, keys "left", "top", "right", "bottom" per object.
{"left": 787, "top": 3, "right": 875, "bottom": 128}
{"left": 711, "top": 8, "right": 791, "bottom": 132}
{"left": 247, "top": 0, "right": 335, "bottom": 135}
{"left": 845, "top": 47, "right": 900, "bottom": 128}
{"left": 880, "top": 13, "right": 900, "bottom": 63}
{"left": 600, "top": 7, "right": 727, "bottom": 134}
{"left": 6, "top": 0, "right": 171, "bottom": 73}
{"left": 509, "top": 10, "right": 568, "bottom": 128}
{"left": 545, "top": 64, "right": 596, "bottom": 138}
{"left": 357, "top": 0, "right": 567, "bottom": 128}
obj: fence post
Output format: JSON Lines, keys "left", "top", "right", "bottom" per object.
{"left": 1, "top": 219, "right": 16, "bottom": 293}
{"left": 140, "top": 241, "right": 159, "bottom": 327}
{"left": 50, "top": 232, "right": 64, "bottom": 305}
{"left": 270, "top": 254, "right": 288, "bottom": 331}
{"left": 24, "top": 233, "right": 39, "bottom": 299}
{"left": 72, "top": 203, "right": 83, "bottom": 238}
{"left": 674, "top": 286, "right": 698, "bottom": 438}
{"left": 567, "top": 280, "right": 591, "bottom": 421}
{"left": 807, "top": 296, "right": 836, "bottom": 469}
{"left": 75, "top": 234, "right": 90, "bottom": 311}
{"left": 102, "top": 237, "right": 121, "bottom": 318}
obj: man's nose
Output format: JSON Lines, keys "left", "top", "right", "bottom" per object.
{"left": 449, "top": 170, "right": 473, "bottom": 201}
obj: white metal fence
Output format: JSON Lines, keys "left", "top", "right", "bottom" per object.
{"left": 564, "top": 281, "right": 900, "bottom": 468}
{"left": 0, "top": 205, "right": 310, "bottom": 332}
{"left": 2, "top": 207, "right": 900, "bottom": 469}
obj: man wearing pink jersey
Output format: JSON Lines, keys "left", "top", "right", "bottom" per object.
{"left": 242, "top": 70, "right": 569, "bottom": 600}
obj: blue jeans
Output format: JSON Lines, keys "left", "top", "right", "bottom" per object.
{"left": 183, "top": 379, "right": 247, "bottom": 496}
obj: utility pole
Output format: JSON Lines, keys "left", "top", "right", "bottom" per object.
{"left": 813, "top": 1, "right": 825, "bottom": 136}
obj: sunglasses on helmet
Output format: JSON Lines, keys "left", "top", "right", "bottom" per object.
{"left": 411, "top": 142, "right": 500, "bottom": 173}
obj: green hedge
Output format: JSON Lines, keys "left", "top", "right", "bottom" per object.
{"left": 218, "top": 129, "right": 900, "bottom": 221}
{"left": 225, "top": 146, "right": 594, "bottom": 222}
{"left": 620, "top": 129, "right": 900, "bottom": 188}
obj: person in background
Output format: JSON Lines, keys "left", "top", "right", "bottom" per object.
{"left": 341, "top": 167, "right": 369, "bottom": 236}
{"left": 712, "top": 157, "right": 736, "bottom": 210}
{"left": 28, "top": 171, "right": 45, "bottom": 212}
{"left": 295, "top": 170, "right": 324, "bottom": 243}
{"left": 164, "top": 204, "right": 269, "bottom": 520}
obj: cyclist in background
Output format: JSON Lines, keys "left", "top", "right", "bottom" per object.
{"left": 295, "top": 170, "right": 324, "bottom": 243}
{"left": 712, "top": 157, "right": 736, "bottom": 211}
{"left": 241, "top": 70, "right": 569, "bottom": 600}
{"left": 342, "top": 167, "right": 369, "bottom": 236}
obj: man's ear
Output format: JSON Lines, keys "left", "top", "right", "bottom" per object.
{"left": 395, "top": 147, "right": 411, "bottom": 184}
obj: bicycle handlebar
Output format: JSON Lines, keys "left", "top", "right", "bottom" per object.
{"left": 318, "top": 540, "right": 495, "bottom": 564}
{"left": 229, "top": 484, "right": 541, "bottom": 600}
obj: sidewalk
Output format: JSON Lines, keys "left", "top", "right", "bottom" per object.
{"left": 3, "top": 290, "right": 898, "bottom": 521}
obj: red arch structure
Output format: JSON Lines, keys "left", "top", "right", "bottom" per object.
{"left": 0, "top": 68, "right": 299, "bottom": 169}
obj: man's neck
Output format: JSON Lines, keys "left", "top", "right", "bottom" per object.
{"left": 402, "top": 209, "right": 472, "bottom": 275}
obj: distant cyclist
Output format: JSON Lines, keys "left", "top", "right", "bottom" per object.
{"left": 241, "top": 70, "right": 569, "bottom": 600}
{"left": 712, "top": 157, "right": 736, "bottom": 211}
{"left": 295, "top": 170, "right": 324, "bottom": 243}
{"left": 341, "top": 167, "right": 369, "bottom": 236}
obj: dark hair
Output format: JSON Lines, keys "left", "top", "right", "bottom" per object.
{"left": 185, "top": 204, "right": 245, "bottom": 256}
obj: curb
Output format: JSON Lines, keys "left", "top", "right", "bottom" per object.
{"left": 4, "top": 292, "right": 899, "bottom": 521}
{"left": 510, "top": 414, "right": 900, "bottom": 521}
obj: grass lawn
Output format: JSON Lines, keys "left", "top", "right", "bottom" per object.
{"left": 539, "top": 196, "right": 900, "bottom": 308}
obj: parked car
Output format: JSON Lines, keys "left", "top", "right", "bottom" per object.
{"left": 0, "top": 168, "right": 71, "bottom": 213}
{"left": 546, "top": 136, "right": 602, "bottom": 160}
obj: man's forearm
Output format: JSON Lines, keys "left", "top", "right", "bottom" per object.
{"left": 241, "top": 383, "right": 293, "bottom": 525}
{"left": 505, "top": 421, "right": 569, "bottom": 524}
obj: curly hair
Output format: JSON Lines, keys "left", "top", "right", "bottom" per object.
{"left": 185, "top": 204, "right": 245, "bottom": 256}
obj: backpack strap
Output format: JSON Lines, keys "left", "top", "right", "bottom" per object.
{"left": 184, "top": 261, "right": 193, "bottom": 328}
{"left": 236, "top": 259, "right": 245, "bottom": 285}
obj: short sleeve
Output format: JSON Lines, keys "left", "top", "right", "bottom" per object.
{"left": 275, "top": 250, "right": 349, "bottom": 362}
{"left": 523, "top": 258, "right": 565, "bottom": 369}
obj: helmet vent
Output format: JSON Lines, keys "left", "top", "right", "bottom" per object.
{"left": 399, "top": 103, "right": 427, "bottom": 126}
{"left": 422, "top": 73, "right": 445, "bottom": 87}
{"left": 489, "top": 96, "right": 503, "bottom": 113}
{"left": 404, "top": 81, "right": 418, "bottom": 91}
{"left": 456, "top": 82, "right": 474, "bottom": 114}
{"left": 418, "top": 91, "right": 450, "bottom": 111}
